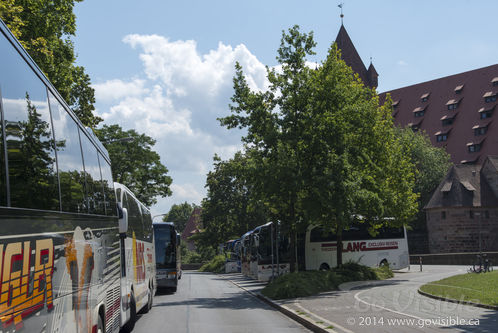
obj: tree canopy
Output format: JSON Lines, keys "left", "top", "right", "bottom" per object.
{"left": 216, "top": 25, "right": 418, "bottom": 267}
{"left": 0, "top": 0, "right": 102, "bottom": 128}
{"left": 96, "top": 124, "right": 172, "bottom": 207}
{"left": 162, "top": 202, "right": 197, "bottom": 233}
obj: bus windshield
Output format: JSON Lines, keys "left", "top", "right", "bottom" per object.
{"left": 154, "top": 225, "right": 177, "bottom": 269}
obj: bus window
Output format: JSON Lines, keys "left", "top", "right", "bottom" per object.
{"left": 310, "top": 227, "right": 336, "bottom": 242}
{"left": 125, "top": 192, "right": 143, "bottom": 239}
{"left": 49, "top": 92, "right": 86, "bottom": 213}
{"left": 0, "top": 35, "right": 59, "bottom": 210}
{"left": 100, "top": 157, "right": 116, "bottom": 216}
{"left": 80, "top": 132, "right": 105, "bottom": 215}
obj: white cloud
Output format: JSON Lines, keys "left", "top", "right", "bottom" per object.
{"left": 397, "top": 60, "right": 408, "bottom": 66}
{"left": 93, "top": 79, "right": 148, "bottom": 102}
{"left": 94, "top": 34, "right": 268, "bottom": 214}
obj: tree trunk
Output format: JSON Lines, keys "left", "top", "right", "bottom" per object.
{"left": 289, "top": 227, "right": 297, "bottom": 272}
{"left": 336, "top": 228, "right": 343, "bottom": 267}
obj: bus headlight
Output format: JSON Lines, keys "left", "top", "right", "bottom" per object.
{"left": 168, "top": 271, "right": 177, "bottom": 279}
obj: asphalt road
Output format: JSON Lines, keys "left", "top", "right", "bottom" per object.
{"left": 295, "top": 265, "right": 498, "bottom": 333}
{"left": 132, "top": 271, "right": 310, "bottom": 333}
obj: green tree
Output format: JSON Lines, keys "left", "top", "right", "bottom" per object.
{"left": 162, "top": 202, "right": 196, "bottom": 233}
{"left": 0, "top": 0, "right": 102, "bottom": 128}
{"left": 221, "top": 26, "right": 418, "bottom": 268}
{"left": 95, "top": 124, "right": 172, "bottom": 207}
{"left": 199, "top": 152, "right": 268, "bottom": 250}
{"left": 394, "top": 127, "right": 452, "bottom": 229}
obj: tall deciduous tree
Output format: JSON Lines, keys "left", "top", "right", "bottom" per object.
{"left": 96, "top": 124, "right": 172, "bottom": 207}
{"left": 0, "top": 0, "right": 102, "bottom": 128}
{"left": 199, "top": 153, "right": 268, "bottom": 250}
{"left": 162, "top": 202, "right": 196, "bottom": 233}
{"left": 220, "top": 26, "right": 418, "bottom": 268}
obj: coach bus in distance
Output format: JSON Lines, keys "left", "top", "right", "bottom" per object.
{"left": 114, "top": 183, "right": 156, "bottom": 331}
{"left": 153, "top": 222, "right": 181, "bottom": 292}
{"left": 305, "top": 224, "right": 409, "bottom": 270}
{"left": 0, "top": 18, "right": 122, "bottom": 333}
{"left": 223, "top": 239, "right": 241, "bottom": 273}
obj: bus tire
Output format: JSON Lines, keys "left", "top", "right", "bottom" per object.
{"left": 319, "top": 263, "right": 330, "bottom": 271}
{"left": 97, "top": 312, "right": 105, "bottom": 333}
{"left": 379, "top": 259, "right": 388, "bottom": 267}
{"left": 122, "top": 292, "right": 136, "bottom": 332}
{"left": 142, "top": 285, "right": 153, "bottom": 313}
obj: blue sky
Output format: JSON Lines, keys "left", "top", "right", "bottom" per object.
{"left": 72, "top": 0, "right": 497, "bottom": 216}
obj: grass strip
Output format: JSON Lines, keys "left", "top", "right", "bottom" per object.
{"left": 420, "top": 271, "right": 498, "bottom": 306}
{"left": 261, "top": 262, "right": 393, "bottom": 300}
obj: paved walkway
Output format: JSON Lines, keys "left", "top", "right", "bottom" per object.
{"left": 223, "top": 265, "right": 498, "bottom": 333}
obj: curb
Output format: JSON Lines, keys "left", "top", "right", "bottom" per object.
{"left": 417, "top": 288, "right": 498, "bottom": 311}
{"left": 222, "top": 275, "right": 336, "bottom": 333}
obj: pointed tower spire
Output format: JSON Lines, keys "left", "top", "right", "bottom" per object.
{"left": 338, "top": 3, "right": 344, "bottom": 24}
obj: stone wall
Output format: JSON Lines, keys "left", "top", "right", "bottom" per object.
{"left": 426, "top": 207, "right": 498, "bottom": 253}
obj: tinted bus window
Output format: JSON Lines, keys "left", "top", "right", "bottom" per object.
{"left": 80, "top": 132, "right": 105, "bottom": 215}
{"left": 100, "top": 157, "right": 116, "bottom": 216}
{"left": 142, "top": 205, "right": 153, "bottom": 242}
{"left": 154, "top": 225, "right": 176, "bottom": 269}
{"left": 310, "top": 227, "right": 336, "bottom": 242}
{"left": 49, "top": 93, "right": 86, "bottom": 213}
{"left": 125, "top": 192, "right": 143, "bottom": 239}
{"left": 0, "top": 35, "right": 59, "bottom": 210}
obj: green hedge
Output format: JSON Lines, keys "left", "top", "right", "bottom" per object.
{"left": 262, "top": 262, "right": 393, "bottom": 300}
{"left": 198, "top": 255, "right": 226, "bottom": 273}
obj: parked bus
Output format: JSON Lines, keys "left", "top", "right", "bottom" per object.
{"left": 223, "top": 239, "right": 241, "bottom": 273}
{"left": 0, "top": 18, "right": 122, "bottom": 333}
{"left": 305, "top": 224, "right": 410, "bottom": 270}
{"left": 153, "top": 222, "right": 181, "bottom": 292}
{"left": 250, "top": 222, "right": 291, "bottom": 281}
{"left": 240, "top": 230, "right": 254, "bottom": 277}
{"left": 114, "top": 183, "right": 156, "bottom": 330}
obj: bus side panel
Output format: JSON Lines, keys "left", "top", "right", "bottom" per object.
{"left": 0, "top": 209, "right": 120, "bottom": 333}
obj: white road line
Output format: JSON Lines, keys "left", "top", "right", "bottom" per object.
{"left": 293, "top": 302, "right": 355, "bottom": 333}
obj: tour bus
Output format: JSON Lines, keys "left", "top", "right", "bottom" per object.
{"left": 223, "top": 239, "right": 241, "bottom": 273}
{"left": 305, "top": 223, "right": 410, "bottom": 270}
{"left": 250, "top": 222, "right": 291, "bottom": 281}
{"left": 114, "top": 183, "right": 156, "bottom": 330}
{"left": 240, "top": 230, "right": 254, "bottom": 277}
{"left": 153, "top": 222, "right": 181, "bottom": 292}
{"left": 0, "top": 18, "right": 123, "bottom": 333}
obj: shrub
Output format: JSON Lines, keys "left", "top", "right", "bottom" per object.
{"left": 198, "top": 255, "right": 226, "bottom": 273}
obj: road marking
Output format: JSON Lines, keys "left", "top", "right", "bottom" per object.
{"left": 293, "top": 302, "right": 355, "bottom": 333}
{"left": 354, "top": 287, "right": 425, "bottom": 322}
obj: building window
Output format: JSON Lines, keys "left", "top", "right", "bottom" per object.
{"left": 469, "top": 210, "right": 474, "bottom": 219}
{"left": 420, "top": 93, "right": 430, "bottom": 102}
{"left": 474, "top": 126, "right": 487, "bottom": 136}
{"left": 436, "top": 134, "right": 448, "bottom": 142}
{"left": 485, "top": 95, "right": 497, "bottom": 103}
{"left": 447, "top": 103, "right": 458, "bottom": 110}
{"left": 442, "top": 118, "right": 454, "bottom": 126}
{"left": 414, "top": 110, "right": 425, "bottom": 117}
{"left": 454, "top": 85, "right": 464, "bottom": 94}
{"left": 480, "top": 110, "right": 493, "bottom": 119}
{"left": 468, "top": 144, "right": 481, "bottom": 153}
{"left": 441, "top": 211, "right": 446, "bottom": 219}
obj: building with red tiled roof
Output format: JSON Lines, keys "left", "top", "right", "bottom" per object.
{"left": 379, "top": 65, "right": 498, "bottom": 165}
{"left": 181, "top": 207, "right": 203, "bottom": 251}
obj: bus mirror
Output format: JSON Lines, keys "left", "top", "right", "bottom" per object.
{"left": 118, "top": 204, "right": 128, "bottom": 234}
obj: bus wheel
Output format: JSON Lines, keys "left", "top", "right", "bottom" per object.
{"left": 122, "top": 292, "right": 136, "bottom": 332}
{"left": 142, "top": 285, "right": 153, "bottom": 313}
{"left": 319, "top": 263, "right": 330, "bottom": 271}
{"left": 379, "top": 259, "right": 389, "bottom": 267}
{"left": 97, "top": 313, "right": 105, "bottom": 333}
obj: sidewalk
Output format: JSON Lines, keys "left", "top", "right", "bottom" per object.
{"left": 223, "top": 273, "right": 354, "bottom": 333}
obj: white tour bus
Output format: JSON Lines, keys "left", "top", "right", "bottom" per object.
{"left": 305, "top": 224, "right": 409, "bottom": 270}
{"left": 115, "top": 183, "right": 156, "bottom": 331}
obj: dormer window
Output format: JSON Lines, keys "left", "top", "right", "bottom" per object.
{"left": 392, "top": 100, "right": 399, "bottom": 108}
{"left": 473, "top": 123, "right": 489, "bottom": 136}
{"left": 468, "top": 144, "right": 481, "bottom": 153}
{"left": 454, "top": 85, "right": 464, "bottom": 94}
{"left": 435, "top": 129, "right": 450, "bottom": 142}
{"left": 440, "top": 114, "right": 456, "bottom": 126}
{"left": 483, "top": 91, "right": 497, "bottom": 103}
{"left": 420, "top": 93, "right": 430, "bottom": 102}
{"left": 412, "top": 106, "right": 426, "bottom": 117}
{"left": 492, "top": 77, "right": 498, "bottom": 87}
{"left": 479, "top": 105, "right": 495, "bottom": 119}
{"left": 446, "top": 98, "right": 461, "bottom": 110}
